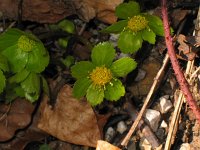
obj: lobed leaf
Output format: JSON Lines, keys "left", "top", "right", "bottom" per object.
{"left": 115, "top": 1, "right": 140, "bottom": 19}
{"left": 71, "top": 61, "right": 95, "bottom": 79}
{"left": 2, "top": 45, "right": 28, "bottom": 73}
{"left": 86, "top": 84, "right": 104, "bottom": 106}
{"left": 141, "top": 29, "right": 156, "bottom": 44}
{"left": 118, "top": 31, "right": 142, "bottom": 53}
{"left": 21, "top": 72, "right": 40, "bottom": 95}
{"left": 91, "top": 42, "right": 115, "bottom": 67}
{"left": 26, "top": 43, "right": 49, "bottom": 73}
{"left": 8, "top": 69, "right": 30, "bottom": 83}
{"left": 101, "top": 20, "right": 127, "bottom": 33}
{"left": 0, "top": 28, "right": 23, "bottom": 51}
{"left": 73, "top": 78, "right": 92, "bottom": 99}
{"left": 104, "top": 79, "right": 125, "bottom": 101}
{"left": 144, "top": 14, "right": 164, "bottom": 36}
{"left": 110, "top": 57, "right": 137, "bottom": 77}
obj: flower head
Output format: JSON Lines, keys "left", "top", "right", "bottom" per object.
{"left": 102, "top": 1, "right": 164, "bottom": 54}
{"left": 127, "top": 15, "right": 148, "bottom": 32}
{"left": 90, "top": 66, "right": 112, "bottom": 86}
{"left": 71, "top": 42, "right": 137, "bottom": 106}
{"left": 18, "top": 35, "right": 36, "bottom": 52}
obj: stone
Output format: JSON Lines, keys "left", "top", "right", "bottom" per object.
{"left": 105, "top": 127, "right": 115, "bottom": 142}
{"left": 179, "top": 143, "right": 191, "bottom": 150}
{"left": 160, "top": 120, "right": 168, "bottom": 128}
{"left": 134, "top": 69, "right": 146, "bottom": 82}
{"left": 144, "top": 109, "right": 161, "bottom": 132}
{"left": 109, "top": 34, "right": 119, "bottom": 47}
{"left": 160, "top": 96, "right": 173, "bottom": 114}
{"left": 116, "top": 121, "right": 127, "bottom": 134}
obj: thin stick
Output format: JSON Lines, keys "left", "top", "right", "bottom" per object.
{"left": 161, "top": 0, "right": 200, "bottom": 122}
{"left": 121, "top": 54, "right": 169, "bottom": 147}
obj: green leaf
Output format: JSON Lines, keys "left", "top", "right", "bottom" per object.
{"left": 73, "top": 78, "right": 92, "bottom": 98}
{"left": 8, "top": 69, "right": 30, "bottom": 83}
{"left": 14, "top": 86, "right": 25, "bottom": 97}
{"left": 2, "top": 45, "right": 28, "bottom": 73}
{"left": 25, "top": 92, "right": 39, "bottom": 103}
{"left": 86, "top": 84, "right": 104, "bottom": 106}
{"left": 26, "top": 43, "right": 49, "bottom": 73}
{"left": 0, "top": 70, "right": 6, "bottom": 93}
{"left": 144, "top": 14, "right": 164, "bottom": 36}
{"left": 61, "top": 55, "right": 74, "bottom": 68}
{"left": 141, "top": 29, "right": 156, "bottom": 44}
{"left": 71, "top": 61, "right": 95, "bottom": 79}
{"left": 91, "top": 42, "right": 115, "bottom": 67}
{"left": 101, "top": 20, "right": 127, "bottom": 33}
{"left": 115, "top": 1, "right": 140, "bottom": 19}
{"left": 118, "top": 31, "right": 142, "bottom": 53}
{"left": 21, "top": 73, "right": 40, "bottom": 95}
{"left": 58, "top": 19, "right": 75, "bottom": 34}
{"left": 104, "top": 79, "right": 125, "bottom": 101}
{"left": 110, "top": 57, "right": 137, "bottom": 77}
{"left": 0, "top": 54, "right": 9, "bottom": 72}
{"left": 41, "top": 76, "right": 50, "bottom": 97}
{"left": 39, "top": 144, "right": 52, "bottom": 150}
{"left": 0, "top": 28, "right": 23, "bottom": 51}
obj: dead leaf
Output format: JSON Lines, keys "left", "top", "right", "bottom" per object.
{"left": 0, "top": 99, "right": 35, "bottom": 141}
{"left": 71, "top": 0, "right": 123, "bottom": 24}
{"left": 37, "top": 85, "right": 101, "bottom": 147}
{"left": 0, "top": 97, "right": 47, "bottom": 150}
{"left": 96, "top": 140, "right": 121, "bottom": 150}
{"left": 177, "top": 34, "right": 197, "bottom": 61}
{"left": 0, "top": 0, "right": 123, "bottom": 24}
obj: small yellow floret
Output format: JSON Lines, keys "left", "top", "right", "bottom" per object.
{"left": 127, "top": 15, "right": 148, "bottom": 32}
{"left": 90, "top": 66, "right": 112, "bottom": 86}
{"left": 18, "top": 35, "right": 35, "bottom": 52}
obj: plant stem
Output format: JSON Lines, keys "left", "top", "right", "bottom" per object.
{"left": 161, "top": 0, "right": 200, "bottom": 122}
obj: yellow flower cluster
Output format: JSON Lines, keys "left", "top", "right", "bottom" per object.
{"left": 18, "top": 35, "right": 35, "bottom": 52}
{"left": 127, "top": 15, "right": 148, "bottom": 32}
{"left": 90, "top": 66, "right": 112, "bottom": 86}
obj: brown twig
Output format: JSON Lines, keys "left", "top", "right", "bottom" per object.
{"left": 161, "top": 0, "right": 200, "bottom": 122}
{"left": 121, "top": 54, "right": 169, "bottom": 147}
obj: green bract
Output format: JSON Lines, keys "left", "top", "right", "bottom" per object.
{"left": 71, "top": 42, "right": 137, "bottom": 106}
{"left": 0, "top": 28, "right": 49, "bottom": 102}
{"left": 102, "top": 1, "right": 164, "bottom": 54}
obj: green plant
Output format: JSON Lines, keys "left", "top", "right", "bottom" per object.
{"left": 0, "top": 28, "right": 49, "bottom": 102}
{"left": 71, "top": 42, "right": 137, "bottom": 106}
{"left": 0, "top": 54, "right": 9, "bottom": 93}
{"left": 102, "top": 1, "right": 164, "bottom": 53}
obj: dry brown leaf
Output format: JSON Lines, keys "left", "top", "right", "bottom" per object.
{"left": 0, "top": 100, "right": 47, "bottom": 150}
{"left": 74, "top": 0, "right": 123, "bottom": 24}
{"left": 37, "top": 85, "right": 101, "bottom": 147}
{"left": 0, "top": 99, "right": 35, "bottom": 141}
{"left": 0, "top": 0, "right": 123, "bottom": 24}
{"left": 96, "top": 140, "right": 121, "bottom": 150}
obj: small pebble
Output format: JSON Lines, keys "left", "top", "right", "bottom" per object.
{"left": 144, "top": 109, "right": 161, "bottom": 132}
{"left": 134, "top": 69, "right": 146, "bottom": 82}
{"left": 116, "top": 121, "right": 127, "bottom": 134}
{"left": 105, "top": 127, "right": 115, "bottom": 142}
{"left": 139, "top": 138, "right": 152, "bottom": 150}
{"left": 179, "top": 143, "right": 191, "bottom": 150}
{"left": 160, "top": 96, "right": 173, "bottom": 114}
{"left": 160, "top": 120, "right": 168, "bottom": 128}
{"left": 109, "top": 34, "right": 119, "bottom": 47}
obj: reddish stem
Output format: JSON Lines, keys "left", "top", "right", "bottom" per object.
{"left": 161, "top": 0, "right": 200, "bottom": 122}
